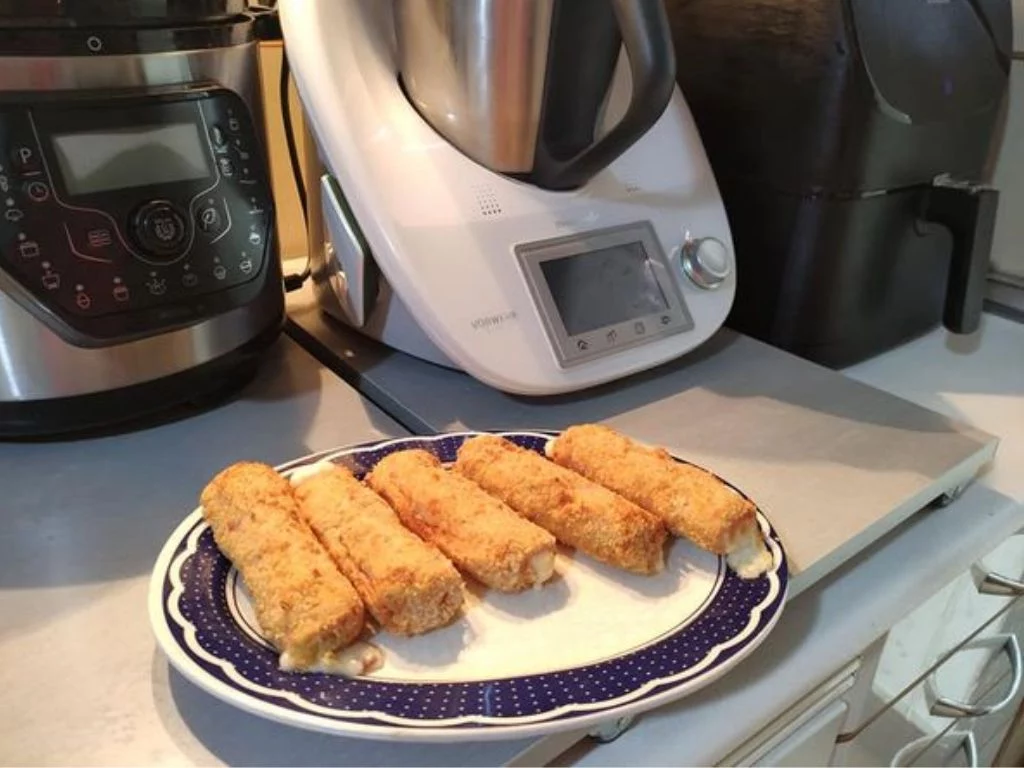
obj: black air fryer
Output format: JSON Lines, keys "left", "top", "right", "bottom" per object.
{"left": 665, "top": 0, "right": 1011, "bottom": 367}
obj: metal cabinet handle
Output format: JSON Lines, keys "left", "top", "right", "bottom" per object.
{"left": 928, "top": 634, "right": 1022, "bottom": 718}
{"left": 960, "top": 731, "right": 979, "bottom": 768}
{"left": 889, "top": 731, "right": 978, "bottom": 767}
{"left": 972, "top": 562, "right": 1024, "bottom": 596}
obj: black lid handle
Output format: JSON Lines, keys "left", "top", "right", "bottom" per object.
{"left": 923, "top": 179, "right": 998, "bottom": 335}
{"left": 536, "top": 0, "right": 676, "bottom": 191}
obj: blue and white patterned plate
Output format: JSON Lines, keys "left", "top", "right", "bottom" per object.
{"left": 148, "top": 431, "right": 788, "bottom": 742}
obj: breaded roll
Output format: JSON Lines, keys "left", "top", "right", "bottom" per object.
{"left": 365, "top": 449, "right": 556, "bottom": 592}
{"left": 547, "top": 425, "right": 773, "bottom": 578}
{"left": 454, "top": 434, "right": 667, "bottom": 575}
{"left": 200, "top": 462, "right": 366, "bottom": 670}
{"left": 293, "top": 464, "right": 464, "bottom": 635}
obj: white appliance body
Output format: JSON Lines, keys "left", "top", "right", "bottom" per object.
{"left": 281, "top": 0, "right": 736, "bottom": 396}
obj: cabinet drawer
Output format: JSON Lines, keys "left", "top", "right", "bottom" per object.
{"left": 837, "top": 603, "right": 1022, "bottom": 767}
{"left": 755, "top": 699, "right": 849, "bottom": 767}
{"left": 719, "top": 662, "right": 859, "bottom": 767}
{"left": 870, "top": 536, "right": 1024, "bottom": 726}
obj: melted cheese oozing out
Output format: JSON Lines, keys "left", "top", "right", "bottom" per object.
{"left": 726, "top": 529, "right": 774, "bottom": 579}
{"left": 279, "top": 642, "right": 384, "bottom": 677}
{"left": 543, "top": 439, "right": 556, "bottom": 458}
{"left": 530, "top": 550, "right": 556, "bottom": 589}
{"left": 287, "top": 460, "right": 335, "bottom": 486}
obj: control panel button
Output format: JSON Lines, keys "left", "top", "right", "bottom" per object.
{"left": 209, "top": 124, "right": 227, "bottom": 148}
{"left": 132, "top": 201, "right": 188, "bottom": 260}
{"left": 18, "top": 240, "right": 39, "bottom": 259}
{"left": 25, "top": 180, "right": 50, "bottom": 202}
{"left": 197, "top": 206, "right": 222, "bottom": 233}
{"left": 681, "top": 237, "right": 731, "bottom": 290}
{"left": 217, "top": 157, "right": 236, "bottom": 178}
{"left": 11, "top": 145, "right": 41, "bottom": 176}
{"left": 87, "top": 228, "right": 113, "bottom": 249}
{"left": 112, "top": 283, "right": 130, "bottom": 302}
{"left": 146, "top": 276, "right": 167, "bottom": 296}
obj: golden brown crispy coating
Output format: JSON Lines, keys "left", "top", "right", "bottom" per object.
{"left": 199, "top": 461, "right": 365, "bottom": 669}
{"left": 548, "top": 424, "right": 761, "bottom": 558}
{"left": 365, "top": 449, "right": 556, "bottom": 592}
{"left": 454, "top": 434, "right": 667, "bottom": 575}
{"left": 293, "top": 464, "right": 465, "bottom": 635}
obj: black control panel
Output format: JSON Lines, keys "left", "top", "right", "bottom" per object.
{"left": 0, "top": 85, "right": 275, "bottom": 343}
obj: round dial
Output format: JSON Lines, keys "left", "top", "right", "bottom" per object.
{"left": 131, "top": 200, "right": 189, "bottom": 261}
{"left": 681, "top": 237, "right": 731, "bottom": 289}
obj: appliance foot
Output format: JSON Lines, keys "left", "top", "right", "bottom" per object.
{"left": 933, "top": 481, "right": 971, "bottom": 508}
{"left": 588, "top": 715, "right": 637, "bottom": 743}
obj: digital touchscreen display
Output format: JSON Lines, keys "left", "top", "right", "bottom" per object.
{"left": 539, "top": 241, "right": 669, "bottom": 337}
{"left": 51, "top": 123, "right": 210, "bottom": 195}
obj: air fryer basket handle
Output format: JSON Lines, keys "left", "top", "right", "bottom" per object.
{"left": 923, "top": 182, "right": 998, "bottom": 335}
{"left": 539, "top": 0, "right": 676, "bottom": 191}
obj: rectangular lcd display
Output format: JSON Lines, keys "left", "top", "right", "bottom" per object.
{"left": 51, "top": 123, "right": 210, "bottom": 195}
{"left": 539, "top": 241, "right": 669, "bottom": 337}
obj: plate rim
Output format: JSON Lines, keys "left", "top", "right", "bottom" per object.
{"left": 148, "top": 430, "right": 789, "bottom": 742}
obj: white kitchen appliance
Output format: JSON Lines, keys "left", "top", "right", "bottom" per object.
{"left": 280, "top": 0, "right": 736, "bottom": 396}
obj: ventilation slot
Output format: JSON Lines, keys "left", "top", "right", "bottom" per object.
{"left": 472, "top": 185, "right": 503, "bottom": 217}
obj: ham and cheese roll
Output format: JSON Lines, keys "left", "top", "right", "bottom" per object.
{"left": 293, "top": 464, "right": 464, "bottom": 636}
{"left": 454, "top": 434, "right": 667, "bottom": 575}
{"left": 199, "top": 462, "right": 366, "bottom": 671}
{"left": 365, "top": 449, "right": 556, "bottom": 592}
{"left": 547, "top": 424, "right": 773, "bottom": 579}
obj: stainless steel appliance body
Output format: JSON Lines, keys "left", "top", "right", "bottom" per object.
{"left": 0, "top": 11, "right": 284, "bottom": 436}
{"left": 395, "top": 0, "right": 676, "bottom": 191}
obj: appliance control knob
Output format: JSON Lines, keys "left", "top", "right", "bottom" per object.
{"left": 132, "top": 200, "right": 189, "bottom": 260}
{"left": 681, "top": 237, "right": 731, "bottom": 289}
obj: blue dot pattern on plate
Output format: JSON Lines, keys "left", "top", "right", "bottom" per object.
{"left": 163, "top": 431, "right": 788, "bottom": 729}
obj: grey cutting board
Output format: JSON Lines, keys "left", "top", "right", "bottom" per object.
{"left": 286, "top": 289, "right": 999, "bottom": 597}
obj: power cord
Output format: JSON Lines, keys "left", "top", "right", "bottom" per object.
{"left": 279, "top": 50, "right": 311, "bottom": 292}
{"left": 251, "top": 1, "right": 311, "bottom": 293}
